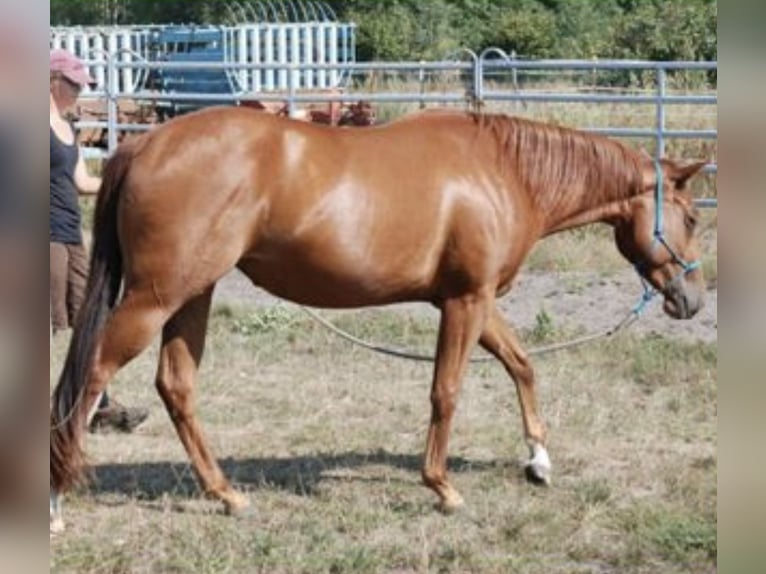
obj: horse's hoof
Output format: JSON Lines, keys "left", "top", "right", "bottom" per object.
{"left": 524, "top": 444, "right": 552, "bottom": 486}
{"left": 223, "top": 492, "right": 253, "bottom": 517}
{"left": 435, "top": 492, "right": 465, "bottom": 515}
{"left": 524, "top": 461, "right": 552, "bottom": 486}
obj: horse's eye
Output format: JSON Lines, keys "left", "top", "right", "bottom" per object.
{"left": 684, "top": 213, "right": 698, "bottom": 230}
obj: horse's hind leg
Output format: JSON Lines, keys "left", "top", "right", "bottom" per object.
{"left": 154, "top": 287, "right": 249, "bottom": 516}
{"left": 422, "top": 292, "right": 491, "bottom": 512}
{"left": 58, "top": 289, "right": 172, "bottom": 432}
{"left": 51, "top": 289, "right": 173, "bottom": 532}
{"left": 479, "top": 306, "right": 551, "bottom": 485}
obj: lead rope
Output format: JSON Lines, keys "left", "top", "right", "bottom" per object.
{"left": 299, "top": 290, "right": 651, "bottom": 363}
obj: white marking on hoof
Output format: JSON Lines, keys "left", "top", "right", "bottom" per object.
{"left": 50, "top": 491, "right": 65, "bottom": 535}
{"left": 524, "top": 444, "right": 552, "bottom": 486}
{"left": 50, "top": 516, "right": 65, "bottom": 535}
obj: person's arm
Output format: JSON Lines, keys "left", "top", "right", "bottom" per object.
{"left": 73, "top": 152, "right": 101, "bottom": 195}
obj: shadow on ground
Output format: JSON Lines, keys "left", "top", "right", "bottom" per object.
{"left": 89, "top": 449, "right": 516, "bottom": 502}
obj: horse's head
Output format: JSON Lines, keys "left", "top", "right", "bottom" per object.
{"left": 614, "top": 159, "right": 708, "bottom": 319}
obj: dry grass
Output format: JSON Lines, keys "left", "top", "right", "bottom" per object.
{"left": 50, "top": 303, "right": 716, "bottom": 574}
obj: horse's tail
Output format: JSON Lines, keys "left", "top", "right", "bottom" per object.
{"left": 50, "top": 142, "right": 135, "bottom": 493}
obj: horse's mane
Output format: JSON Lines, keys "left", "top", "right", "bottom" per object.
{"left": 471, "top": 113, "right": 645, "bottom": 210}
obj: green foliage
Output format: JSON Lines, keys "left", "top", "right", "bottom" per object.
{"left": 51, "top": 0, "right": 717, "bottom": 66}
{"left": 347, "top": 2, "right": 420, "bottom": 61}
{"left": 529, "top": 307, "right": 555, "bottom": 343}
{"left": 617, "top": 504, "right": 717, "bottom": 566}
{"left": 491, "top": 2, "right": 559, "bottom": 58}
{"left": 613, "top": 0, "right": 718, "bottom": 62}
{"left": 611, "top": 0, "right": 717, "bottom": 87}
{"left": 50, "top": 0, "right": 105, "bottom": 25}
{"left": 554, "top": 0, "right": 623, "bottom": 59}
{"left": 627, "top": 335, "right": 717, "bottom": 391}
{"left": 222, "top": 306, "right": 301, "bottom": 337}
{"left": 573, "top": 478, "right": 612, "bottom": 508}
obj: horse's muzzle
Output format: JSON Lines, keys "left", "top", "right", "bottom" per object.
{"left": 662, "top": 274, "right": 704, "bottom": 320}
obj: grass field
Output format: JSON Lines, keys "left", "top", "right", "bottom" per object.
{"left": 50, "top": 297, "right": 716, "bottom": 573}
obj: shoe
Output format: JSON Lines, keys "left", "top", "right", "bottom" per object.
{"left": 89, "top": 401, "right": 149, "bottom": 433}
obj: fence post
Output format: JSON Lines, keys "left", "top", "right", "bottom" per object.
{"left": 473, "top": 55, "right": 483, "bottom": 108}
{"left": 419, "top": 60, "right": 426, "bottom": 109}
{"left": 107, "top": 53, "right": 118, "bottom": 154}
{"left": 510, "top": 50, "right": 518, "bottom": 91}
{"left": 510, "top": 50, "right": 520, "bottom": 112}
{"left": 287, "top": 62, "right": 296, "bottom": 117}
{"left": 655, "top": 66, "right": 666, "bottom": 159}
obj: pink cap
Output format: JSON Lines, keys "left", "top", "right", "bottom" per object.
{"left": 50, "top": 49, "right": 95, "bottom": 87}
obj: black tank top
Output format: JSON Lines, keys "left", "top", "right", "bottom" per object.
{"left": 50, "top": 125, "right": 83, "bottom": 244}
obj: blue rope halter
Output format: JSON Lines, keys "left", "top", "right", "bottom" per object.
{"left": 632, "top": 161, "right": 701, "bottom": 315}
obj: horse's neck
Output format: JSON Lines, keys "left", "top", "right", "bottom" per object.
{"left": 536, "top": 181, "right": 635, "bottom": 236}
{"left": 541, "top": 194, "right": 632, "bottom": 236}
{"left": 483, "top": 114, "right": 642, "bottom": 236}
{"left": 516, "top": 143, "right": 641, "bottom": 236}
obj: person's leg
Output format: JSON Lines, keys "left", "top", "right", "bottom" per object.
{"left": 89, "top": 397, "right": 148, "bottom": 433}
{"left": 50, "top": 242, "right": 69, "bottom": 333}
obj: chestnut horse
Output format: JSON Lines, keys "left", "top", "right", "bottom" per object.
{"left": 50, "top": 107, "right": 706, "bottom": 530}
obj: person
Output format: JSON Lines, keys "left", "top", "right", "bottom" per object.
{"left": 50, "top": 49, "right": 148, "bottom": 433}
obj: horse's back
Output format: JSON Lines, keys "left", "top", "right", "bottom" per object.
{"left": 115, "top": 106, "right": 515, "bottom": 306}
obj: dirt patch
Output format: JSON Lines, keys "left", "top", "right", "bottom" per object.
{"left": 213, "top": 268, "right": 717, "bottom": 345}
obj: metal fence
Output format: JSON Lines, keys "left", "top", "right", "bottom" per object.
{"left": 52, "top": 21, "right": 358, "bottom": 95}
{"left": 77, "top": 51, "right": 717, "bottom": 206}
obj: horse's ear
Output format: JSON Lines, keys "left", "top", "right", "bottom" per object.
{"left": 667, "top": 160, "right": 707, "bottom": 188}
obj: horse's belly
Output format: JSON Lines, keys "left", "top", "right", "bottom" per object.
{"left": 237, "top": 252, "right": 431, "bottom": 309}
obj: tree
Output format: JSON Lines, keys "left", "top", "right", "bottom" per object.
{"left": 51, "top": 0, "right": 102, "bottom": 25}
{"left": 554, "top": 0, "right": 621, "bottom": 59}
{"left": 490, "top": 1, "right": 558, "bottom": 58}
{"left": 348, "top": 1, "right": 418, "bottom": 61}
{"left": 614, "top": 0, "right": 717, "bottom": 61}
{"left": 50, "top": 0, "right": 717, "bottom": 66}
{"left": 411, "top": 0, "right": 462, "bottom": 60}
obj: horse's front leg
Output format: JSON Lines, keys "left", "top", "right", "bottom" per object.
{"left": 479, "top": 306, "right": 551, "bottom": 485}
{"left": 422, "top": 292, "right": 491, "bottom": 512}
